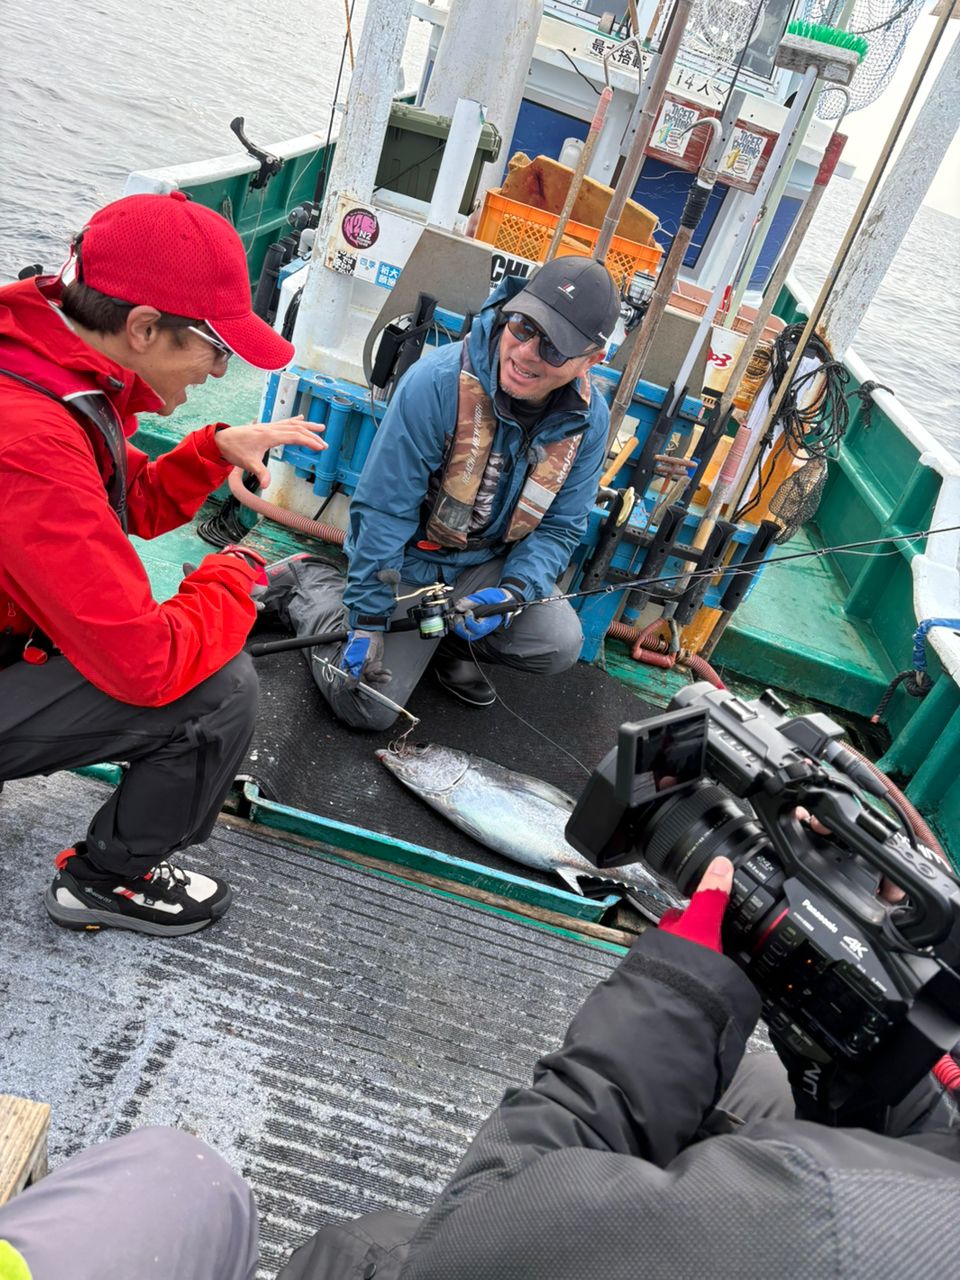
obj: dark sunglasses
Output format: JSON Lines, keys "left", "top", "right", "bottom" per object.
{"left": 505, "top": 313, "right": 573, "bottom": 368}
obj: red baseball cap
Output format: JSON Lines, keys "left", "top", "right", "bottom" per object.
{"left": 77, "top": 191, "right": 295, "bottom": 372}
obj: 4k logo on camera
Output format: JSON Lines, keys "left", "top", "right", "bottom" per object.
{"left": 841, "top": 935, "right": 869, "bottom": 961}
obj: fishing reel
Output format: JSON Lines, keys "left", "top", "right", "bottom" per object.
{"left": 249, "top": 581, "right": 519, "bottom": 660}
{"left": 404, "top": 584, "right": 456, "bottom": 640}
{"left": 401, "top": 583, "right": 524, "bottom": 638}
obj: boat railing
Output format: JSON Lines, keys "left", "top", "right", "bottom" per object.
{"left": 786, "top": 272, "right": 960, "bottom": 689}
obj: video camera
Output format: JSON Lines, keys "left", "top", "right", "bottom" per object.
{"left": 566, "top": 683, "right": 960, "bottom": 1114}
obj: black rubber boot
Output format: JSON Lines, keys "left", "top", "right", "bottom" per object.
{"left": 432, "top": 636, "right": 496, "bottom": 708}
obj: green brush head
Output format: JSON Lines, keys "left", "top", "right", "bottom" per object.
{"left": 787, "top": 20, "right": 869, "bottom": 61}
{"left": 775, "top": 21, "right": 868, "bottom": 85}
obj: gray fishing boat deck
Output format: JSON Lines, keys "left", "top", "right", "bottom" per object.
{"left": 0, "top": 771, "right": 624, "bottom": 1277}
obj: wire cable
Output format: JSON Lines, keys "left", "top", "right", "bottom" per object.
{"left": 502, "top": 523, "right": 960, "bottom": 620}
{"left": 735, "top": 323, "right": 851, "bottom": 522}
{"left": 559, "top": 48, "right": 603, "bottom": 96}
{"left": 464, "top": 640, "right": 592, "bottom": 776}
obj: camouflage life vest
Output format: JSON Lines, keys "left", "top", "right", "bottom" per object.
{"left": 425, "top": 345, "right": 586, "bottom": 549}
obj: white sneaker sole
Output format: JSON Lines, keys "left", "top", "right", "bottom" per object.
{"left": 43, "top": 885, "right": 233, "bottom": 936}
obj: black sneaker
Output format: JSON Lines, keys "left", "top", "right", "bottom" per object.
{"left": 44, "top": 846, "right": 233, "bottom": 937}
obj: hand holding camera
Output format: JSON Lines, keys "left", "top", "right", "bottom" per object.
{"left": 567, "top": 683, "right": 960, "bottom": 1125}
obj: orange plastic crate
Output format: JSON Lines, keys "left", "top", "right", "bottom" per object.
{"left": 475, "top": 190, "right": 662, "bottom": 284}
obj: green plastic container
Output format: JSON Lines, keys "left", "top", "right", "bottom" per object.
{"left": 375, "top": 103, "right": 501, "bottom": 215}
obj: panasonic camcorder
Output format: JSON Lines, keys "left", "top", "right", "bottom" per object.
{"left": 566, "top": 684, "right": 960, "bottom": 1115}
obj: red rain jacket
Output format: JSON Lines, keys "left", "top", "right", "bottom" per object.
{"left": 0, "top": 276, "right": 259, "bottom": 706}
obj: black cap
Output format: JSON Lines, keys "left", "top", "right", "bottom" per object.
{"left": 510, "top": 256, "right": 620, "bottom": 358}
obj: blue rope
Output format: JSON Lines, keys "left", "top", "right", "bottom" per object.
{"left": 912, "top": 618, "right": 960, "bottom": 674}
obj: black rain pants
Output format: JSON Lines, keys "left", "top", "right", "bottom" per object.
{"left": 0, "top": 651, "right": 258, "bottom": 877}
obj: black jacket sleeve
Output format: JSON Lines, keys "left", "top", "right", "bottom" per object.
{"left": 400, "top": 929, "right": 761, "bottom": 1278}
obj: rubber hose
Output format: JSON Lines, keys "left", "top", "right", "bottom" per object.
{"left": 933, "top": 1054, "right": 960, "bottom": 1094}
{"left": 682, "top": 653, "right": 726, "bottom": 690}
{"left": 845, "top": 742, "right": 946, "bottom": 863}
{"left": 606, "top": 620, "right": 730, "bottom": 685}
{"left": 630, "top": 632, "right": 672, "bottom": 663}
{"left": 634, "top": 647, "right": 677, "bottom": 669}
{"left": 227, "top": 467, "right": 346, "bottom": 546}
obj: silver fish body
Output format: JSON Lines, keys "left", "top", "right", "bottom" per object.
{"left": 376, "top": 743, "right": 683, "bottom": 914}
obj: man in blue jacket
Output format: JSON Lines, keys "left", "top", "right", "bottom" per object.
{"left": 262, "top": 255, "right": 620, "bottom": 729}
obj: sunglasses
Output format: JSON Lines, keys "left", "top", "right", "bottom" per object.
{"left": 187, "top": 324, "right": 233, "bottom": 364}
{"left": 505, "top": 313, "right": 575, "bottom": 368}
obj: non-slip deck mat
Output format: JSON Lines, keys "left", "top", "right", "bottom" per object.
{"left": 247, "top": 631, "right": 659, "bottom": 882}
{"left": 0, "top": 771, "right": 622, "bottom": 1278}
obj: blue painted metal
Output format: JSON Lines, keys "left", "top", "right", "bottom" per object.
{"left": 748, "top": 194, "right": 802, "bottom": 290}
{"left": 264, "top": 367, "right": 384, "bottom": 497}
{"left": 431, "top": 305, "right": 469, "bottom": 341}
{"left": 241, "top": 782, "right": 622, "bottom": 923}
{"left": 573, "top": 497, "right": 772, "bottom": 661}
{"left": 630, "top": 155, "right": 727, "bottom": 270}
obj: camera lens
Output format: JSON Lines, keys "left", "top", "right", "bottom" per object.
{"left": 638, "top": 781, "right": 769, "bottom": 895}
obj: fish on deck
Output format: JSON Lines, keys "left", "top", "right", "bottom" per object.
{"left": 375, "top": 743, "right": 684, "bottom": 917}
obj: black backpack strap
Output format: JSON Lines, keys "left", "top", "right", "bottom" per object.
{"left": 0, "top": 368, "right": 129, "bottom": 531}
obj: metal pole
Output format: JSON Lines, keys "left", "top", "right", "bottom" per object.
{"left": 714, "top": 125, "right": 848, "bottom": 424}
{"left": 593, "top": 0, "right": 697, "bottom": 263}
{"left": 604, "top": 95, "right": 743, "bottom": 444}
{"left": 822, "top": 30, "right": 960, "bottom": 358}
{"left": 722, "top": 0, "right": 957, "bottom": 523}
{"left": 293, "top": 0, "right": 416, "bottom": 366}
{"left": 426, "top": 98, "right": 486, "bottom": 231}
{"left": 423, "top": 0, "right": 543, "bottom": 203}
{"left": 545, "top": 87, "right": 613, "bottom": 262}
{"left": 665, "top": 62, "right": 821, "bottom": 416}
{"left": 724, "top": 0, "right": 858, "bottom": 321}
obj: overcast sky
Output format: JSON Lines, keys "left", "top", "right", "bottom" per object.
{"left": 837, "top": 10, "right": 958, "bottom": 216}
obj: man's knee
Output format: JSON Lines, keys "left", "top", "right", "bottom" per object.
{"left": 719, "top": 1052, "right": 795, "bottom": 1124}
{"left": 115, "top": 1128, "right": 258, "bottom": 1276}
{"left": 494, "top": 602, "right": 583, "bottom": 674}
{"left": 541, "top": 605, "right": 584, "bottom": 672}
{"left": 322, "top": 684, "right": 403, "bottom": 733}
{"left": 185, "top": 651, "right": 260, "bottom": 732}
{"left": 119, "top": 1125, "right": 248, "bottom": 1194}
{"left": 0, "top": 1127, "right": 258, "bottom": 1280}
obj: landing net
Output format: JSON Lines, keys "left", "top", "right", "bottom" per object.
{"left": 797, "top": 0, "right": 928, "bottom": 119}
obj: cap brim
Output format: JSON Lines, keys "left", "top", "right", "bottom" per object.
{"left": 208, "top": 313, "right": 295, "bottom": 372}
{"left": 510, "top": 295, "right": 597, "bottom": 359}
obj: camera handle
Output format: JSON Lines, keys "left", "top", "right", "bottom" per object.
{"left": 759, "top": 783, "right": 959, "bottom": 951}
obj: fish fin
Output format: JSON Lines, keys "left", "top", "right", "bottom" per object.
{"left": 622, "top": 887, "right": 672, "bottom": 925}
{"left": 555, "top": 867, "right": 585, "bottom": 896}
{"left": 520, "top": 775, "right": 577, "bottom": 810}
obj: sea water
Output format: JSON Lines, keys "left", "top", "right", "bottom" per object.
{"left": 2, "top": 0, "right": 957, "bottom": 456}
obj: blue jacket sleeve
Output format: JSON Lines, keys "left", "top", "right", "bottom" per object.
{"left": 343, "top": 350, "right": 457, "bottom": 626}
{"left": 499, "top": 393, "right": 608, "bottom": 600}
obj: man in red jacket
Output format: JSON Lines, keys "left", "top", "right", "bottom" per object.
{"left": 0, "top": 190, "right": 325, "bottom": 937}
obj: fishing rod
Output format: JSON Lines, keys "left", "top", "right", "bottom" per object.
{"left": 248, "top": 523, "right": 960, "bottom": 657}
{"left": 513, "top": 522, "right": 960, "bottom": 616}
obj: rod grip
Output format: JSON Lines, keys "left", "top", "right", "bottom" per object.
{"left": 815, "top": 131, "right": 847, "bottom": 187}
